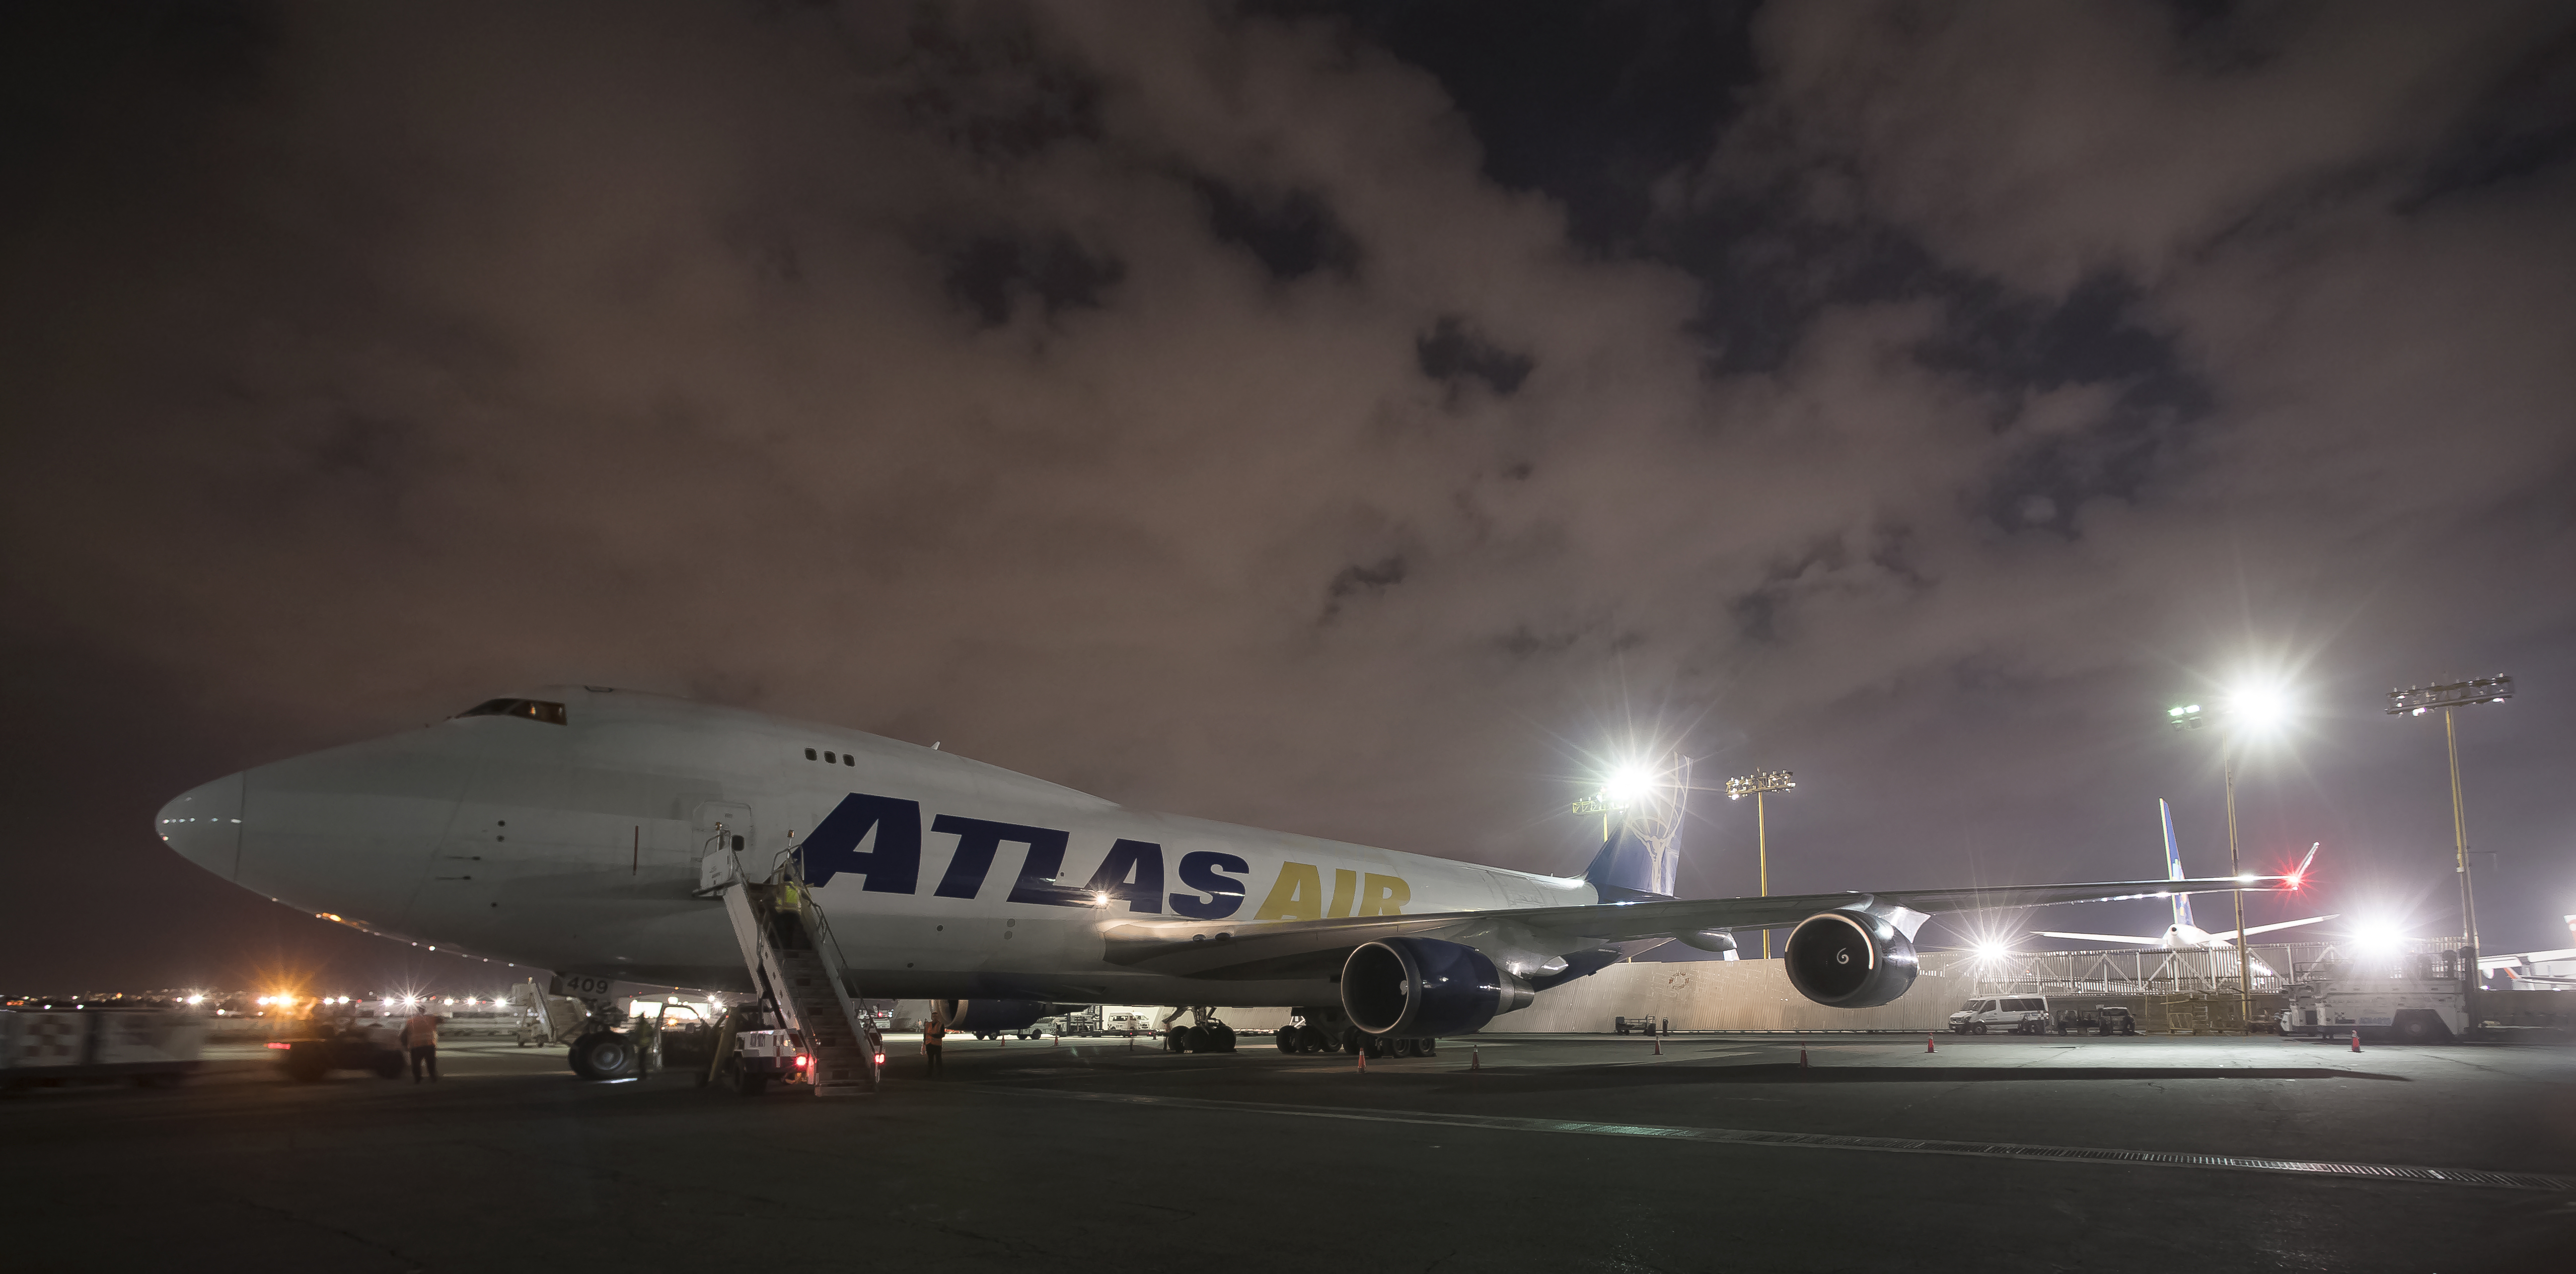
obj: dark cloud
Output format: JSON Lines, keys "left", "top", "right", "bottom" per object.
{"left": 2, "top": 1, "right": 2573, "bottom": 990}
{"left": 1414, "top": 315, "right": 1531, "bottom": 396}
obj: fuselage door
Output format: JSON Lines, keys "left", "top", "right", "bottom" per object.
{"left": 694, "top": 800, "right": 755, "bottom": 863}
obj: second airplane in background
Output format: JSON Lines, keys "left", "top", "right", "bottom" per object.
{"left": 2032, "top": 799, "right": 2332, "bottom": 959}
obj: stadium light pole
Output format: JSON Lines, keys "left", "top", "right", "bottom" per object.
{"left": 2167, "top": 688, "right": 2291, "bottom": 1034}
{"left": 2385, "top": 675, "right": 2512, "bottom": 990}
{"left": 1726, "top": 769, "right": 1797, "bottom": 959}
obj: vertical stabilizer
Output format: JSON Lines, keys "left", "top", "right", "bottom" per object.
{"left": 2160, "top": 799, "right": 2193, "bottom": 929}
{"left": 1583, "top": 814, "right": 1677, "bottom": 902}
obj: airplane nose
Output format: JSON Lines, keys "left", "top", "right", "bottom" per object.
{"left": 157, "top": 773, "right": 245, "bottom": 881}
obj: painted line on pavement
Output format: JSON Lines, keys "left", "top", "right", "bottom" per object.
{"left": 982, "top": 1087, "right": 2572, "bottom": 1193}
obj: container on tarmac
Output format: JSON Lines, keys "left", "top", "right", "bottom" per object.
{"left": 2279, "top": 950, "right": 2469, "bottom": 1044}
{"left": 2, "top": 1009, "right": 208, "bottom": 1087}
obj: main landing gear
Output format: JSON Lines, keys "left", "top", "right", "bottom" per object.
{"left": 1272, "top": 1007, "right": 1438, "bottom": 1059}
{"left": 1160, "top": 1006, "right": 1238, "bottom": 1053}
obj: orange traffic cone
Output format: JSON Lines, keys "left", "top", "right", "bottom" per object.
{"left": 1357, "top": 1046, "right": 1368, "bottom": 1073}
{"left": 1799, "top": 1045, "right": 1809, "bottom": 1069}
{"left": 1926, "top": 1033, "right": 1937, "bottom": 1054}
{"left": 2350, "top": 1030, "right": 2362, "bottom": 1053}
{"left": 1470, "top": 1044, "right": 1481, "bottom": 1072}
{"left": 1653, "top": 1033, "right": 1662, "bottom": 1055}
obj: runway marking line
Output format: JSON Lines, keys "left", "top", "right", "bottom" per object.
{"left": 980, "top": 1087, "right": 2573, "bottom": 1193}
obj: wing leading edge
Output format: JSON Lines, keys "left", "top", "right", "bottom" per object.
{"left": 1103, "top": 875, "right": 2295, "bottom": 979}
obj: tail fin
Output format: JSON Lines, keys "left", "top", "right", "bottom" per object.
{"left": 1583, "top": 814, "right": 1677, "bottom": 902}
{"left": 2160, "top": 799, "right": 2194, "bottom": 929}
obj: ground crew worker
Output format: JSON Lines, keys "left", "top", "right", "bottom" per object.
{"left": 401, "top": 1004, "right": 442, "bottom": 1083}
{"left": 922, "top": 1006, "right": 949, "bottom": 1078}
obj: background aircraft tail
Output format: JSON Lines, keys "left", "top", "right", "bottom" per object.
{"left": 1584, "top": 814, "right": 1677, "bottom": 902}
{"left": 2160, "top": 799, "right": 2194, "bottom": 930}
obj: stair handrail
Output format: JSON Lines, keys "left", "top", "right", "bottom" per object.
{"left": 775, "top": 848, "right": 860, "bottom": 1020}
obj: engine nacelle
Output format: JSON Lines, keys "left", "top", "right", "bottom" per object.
{"left": 1782, "top": 908, "right": 1920, "bottom": 1008}
{"left": 1341, "top": 937, "right": 1534, "bottom": 1037}
{"left": 941, "top": 999, "right": 1053, "bottom": 1032}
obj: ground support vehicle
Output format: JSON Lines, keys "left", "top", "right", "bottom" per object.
{"left": 1613, "top": 1015, "right": 1661, "bottom": 1035}
{"left": 275, "top": 1022, "right": 407, "bottom": 1082}
{"left": 2, "top": 1009, "right": 208, "bottom": 1089}
{"left": 2046, "top": 1005, "right": 2139, "bottom": 1036}
{"left": 1948, "top": 996, "right": 2053, "bottom": 1034}
{"left": 2280, "top": 952, "right": 2468, "bottom": 1044}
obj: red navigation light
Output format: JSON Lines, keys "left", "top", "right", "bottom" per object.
{"left": 794, "top": 1055, "right": 809, "bottom": 1067}
{"left": 873, "top": 1053, "right": 886, "bottom": 1064}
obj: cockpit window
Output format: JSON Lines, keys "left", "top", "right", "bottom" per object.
{"left": 455, "top": 698, "right": 567, "bottom": 725}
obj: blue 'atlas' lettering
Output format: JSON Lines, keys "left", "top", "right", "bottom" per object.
{"left": 1171, "top": 850, "right": 1249, "bottom": 920}
{"left": 1082, "top": 840, "right": 1165, "bottom": 914}
{"left": 798, "top": 793, "right": 922, "bottom": 893}
{"left": 931, "top": 814, "right": 1068, "bottom": 901}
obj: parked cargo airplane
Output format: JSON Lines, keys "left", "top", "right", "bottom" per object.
{"left": 2032, "top": 799, "right": 2331, "bottom": 963}
{"left": 156, "top": 688, "right": 2292, "bottom": 1042}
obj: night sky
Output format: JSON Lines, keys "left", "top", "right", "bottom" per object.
{"left": 4, "top": 2, "right": 2571, "bottom": 995}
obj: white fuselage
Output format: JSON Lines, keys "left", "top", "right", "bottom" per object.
{"left": 156, "top": 688, "right": 1591, "bottom": 1004}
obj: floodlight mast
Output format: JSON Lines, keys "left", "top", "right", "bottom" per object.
{"left": 1726, "top": 769, "right": 1796, "bottom": 959}
{"left": 2385, "top": 675, "right": 2511, "bottom": 992}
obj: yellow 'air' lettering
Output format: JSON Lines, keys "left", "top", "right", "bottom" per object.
{"left": 1356, "top": 873, "right": 1411, "bottom": 916}
{"left": 1328, "top": 868, "right": 1358, "bottom": 918}
{"left": 1254, "top": 861, "right": 1325, "bottom": 921}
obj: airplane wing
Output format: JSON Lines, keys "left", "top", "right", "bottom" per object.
{"left": 2030, "top": 930, "right": 2166, "bottom": 946}
{"left": 2210, "top": 915, "right": 2338, "bottom": 942}
{"left": 1104, "top": 875, "right": 2290, "bottom": 980}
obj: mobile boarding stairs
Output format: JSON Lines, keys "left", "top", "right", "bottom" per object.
{"left": 697, "top": 835, "right": 880, "bottom": 1096}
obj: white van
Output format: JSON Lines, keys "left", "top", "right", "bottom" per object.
{"left": 1948, "top": 996, "right": 2052, "bottom": 1035}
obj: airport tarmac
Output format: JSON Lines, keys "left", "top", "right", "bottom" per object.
{"left": 5, "top": 1032, "right": 2569, "bottom": 1272}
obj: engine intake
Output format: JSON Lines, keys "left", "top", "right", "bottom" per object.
{"left": 1783, "top": 908, "right": 1919, "bottom": 1008}
{"left": 941, "top": 999, "right": 1053, "bottom": 1032}
{"left": 1341, "top": 937, "right": 1534, "bottom": 1037}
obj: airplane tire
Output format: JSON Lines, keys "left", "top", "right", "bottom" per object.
{"left": 1420, "top": 1038, "right": 1437, "bottom": 1057}
{"left": 1362, "top": 1034, "right": 1389, "bottom": 1059}
{"left": 1206, "top": 1023, "right": 1235, "bottom": 1053}
{"left": 1276, "top": 1028, "right": 1299, "bottom": 1054}
{"left": 570, "top": 1032, "right": 639, "bottom": 1081}
{"left": 1165, "top": 1027, "right": 1188, "bottom": 1053}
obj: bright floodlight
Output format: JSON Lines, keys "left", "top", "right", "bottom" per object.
{"left": 1975, "top": 940, "right": 2011, "bottom": 960}
{"left": 1600, "top": 765, "right": 1652, "bottom": 804}
{"left": 2229, "top": 681, "right": 2293, "bottom": 733}
{"left": 2348, "top": 920, "right": 2403, "bottom": 953}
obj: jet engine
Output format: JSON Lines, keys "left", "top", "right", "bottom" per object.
{"left": 1340, "top": 937, "right": 1534, "bottom": 1037}
{"left": 941, "top": 999, "right": 1054, "bottom": 1032}
{"left": 1782, "top": 907, "right": 1920, "bottom": 1008}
